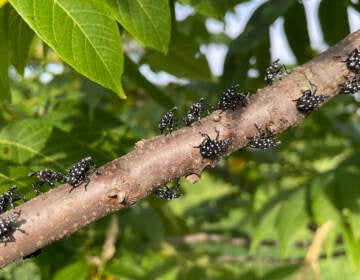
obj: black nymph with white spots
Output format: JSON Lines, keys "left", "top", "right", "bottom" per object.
{"left": 154, "top": 180, "right": 183, "bottom": 200}
{"left": 247, "top": 124, "right": 281, "bottom": 149}
{"left": 65, "top": 156, "right": 100, "bottom": 192}
{"left": 194, "top": 129, "right": 231, "bottom": 160}
{"left": 184, "top": 98, "right": 208, "bottom": 126}
{"left": 0, "top": 210, "right": 26, "bottom": 246}
{"left": 339, "top": 76, "right": 360, "bottom": 94}
{"left": 0, "top": 186, "right": 26, "bottom": 214}
{"left": 293, "top": 86, "right": 328, "bottom": 113}
{"left": 159, "top": 106, "right": 178, "bottom": 134}
{"left": 218, "top": 85, "right": 249, "bottom": 112}
{"left": 345, "top": 48, "right": 360, "bottom": 74}
{"left": 28, "top": 169, "right": 64, "bottom": 194}
{"left": 265, "top": 59, "right": 288, "bottom": 85}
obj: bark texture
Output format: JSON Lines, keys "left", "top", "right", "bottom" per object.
{"left": 0, "top": 30, "right": 359, "bottom": 267}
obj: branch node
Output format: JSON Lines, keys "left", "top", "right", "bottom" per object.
{"left": 212, "top": 113, "right": 222, "bottom": 122}
{"left": 134, "top": 139, "right": 146, "bottom": 149}
{"left": 186, "top": 173, "right": 201, "bottom": 184}
{"left": 105, "top": 190, "right": 127, "bottom": 205}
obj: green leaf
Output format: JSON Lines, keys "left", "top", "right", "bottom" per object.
{"left": 250, "top": 202, "right": 281, "bottom": 253}
{"left": 0, "top": 261, "right": 41, "bottom": 280}
{"left": 53, "top": 261, "right": 89, "bottom": 280}
{"left": 310, "top": 174, "right": 342, "bottom": 257}
{"left": 250, "top": 188, "right": 297, "bottom": 253}
{"left": 334, "top": 167, "right": 360, "bottom": 233}
{"left": 132, "top": 208, "right": 164, "bottom": 242}
{"left": 275, "top": 186, "right": 309, "bottom": 257}
{"left": 262, "top": 264, "right": 302, "bottom": 280}
{"left": 0, "top": 117, "right": 110, "bottom": 172}
{"left": 177, "top": 14, "right": 214, "bottom": 45}
{"left": 144, "top": 31, "right": 212, "bottom": 81}
{"left": 221, "top": 51, "right": 251, "bottom": 89}
{"left": 124, "top": 55, "right": 174, "bottom": 108}
{"left": 0, "top": 119, "right": 57, "bottom": 165}
{"left": 251, "top": 35, "right": 270, "bottom": 87}
{"left": 106, "top": 255, "right": 145, "bottom": 278}
{"left": 7, "top": 5, "right": 35, "bottom": 75}
{"left": 179, "top": 0, "right": 228, "bottom": 19}
{"left": 222, "top": 0, "right": 295, "bottom": 84}
{"left": 106, "top": 0, "right": 170, "bottom": 53}
{"left": 319, "top": 0, "right": 350, "bottom": 46}
{"left": 226, "top": 0, "right": 296, "bottom": 54}
{"left": 342, "top": 222, "right": 360, "bottom": 269}
{"left": 320, "top": 256, "right": 360, "bottom": 279}
{"left": 0, "top": 8, "right": 11, "bottom": 102}
{"left": 334, "top": 166, "right": 360, "bottom": 268}
{"left": 9, "top": 0, "right": 125, "bottom": 98}
{"left": 311, "top": 165, "right": 360, "bottom": 266}
{"left": 284, "top": 1, "right": 313, "bottom": 63}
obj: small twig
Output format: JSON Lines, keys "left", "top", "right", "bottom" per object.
{"left": 88, "top": 215, "right": 119, "bottom": 278}
{"left": 212, "top": 250, "right": 345, "bottom": 264}
{"left": 166, "top": 233, "right": 247, "bottom": 246}
{"left": 302, "top": 221, "right": 334, "bottom": 280}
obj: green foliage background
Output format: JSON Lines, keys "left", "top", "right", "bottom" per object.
{"left": 0, "top": 0, "right": 360, "bottom": 279}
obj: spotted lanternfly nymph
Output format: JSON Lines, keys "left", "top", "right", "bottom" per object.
{"left": 194, "top": 129, "right": 231, "bottom": 160}
{"left": 345, "top": 48, "right": 360, "bottom": 74}
{"left": 65, "top": 156, "right": 100, "bottom": 192}
{"left": 0, "top": 210, "right": 26, "bottom": 246}
{"left": 247, "top": 124, "right": 281, "bottom": 149}
{"left": 154, "top": 179, "right": 183, "bottom": 200}
{"left": 339, "top": 76, "right": 360, "bottom": 94}
{"left": 265, "top": 59, "right": 288, "bottom": 85}
{"left": 0, "top": 186, "right": 26, "bottom": 214}
{"left": 218, "top": 85, "right": 249, "bottom": 112}
{"left": 293, "top": 86, "right": 328, "bottom": 113}
{"left": 184, "top": 98, "right": 209, "bottom": 126}
{"left": 159, "top": 106, "right": 178, "bottom": 135}
{"left": 28, "top": 169, "right": 64, "bottom": 194}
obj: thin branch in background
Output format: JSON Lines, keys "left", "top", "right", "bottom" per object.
{"left": 211, "top": 250, "right": 346, "bottom": 264}
{"left": 88, "top": 215, "right": 119, "bottom": 274}
{"left": 301, "top": 221, "right": 334, "bottom": 280}
{"left": 166, "top": 232, "right": 337, "bottom": 251}
{"left": 166, "top": 233, "right": 247, "bottom": 246}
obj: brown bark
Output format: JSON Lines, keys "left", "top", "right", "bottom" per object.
{"left": 0, "top": 30, "right": 359, "bottom": 268}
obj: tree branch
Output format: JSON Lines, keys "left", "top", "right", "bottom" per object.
{"left": 0, "top": 30, "right": 359, "bottom": 268}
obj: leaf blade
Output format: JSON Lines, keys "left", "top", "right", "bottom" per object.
{"left": 107, "top": 0, "right": 170, "bottom": 52}
{"left": 284, "top": 1, "right": 313, "bottom": 63}
{"left": 143, "top": 31, "right": 212, "bottom": 81}
{"left": 7, "top": 5, "right": 35, "bottom": 75}
{"left": 319, "top": 0, "right": 350, "bottom": 46}
{"left": 9, "top": 0, "right": 125, "bottom": 98}
{"left": 179, "top": 0, "right": 228, "bottom": 19}
{"left": 275, "top": 187, "right": 309, "bottom": 257}
{"left": 0, "top": 8, "right": 11, "bottom": 102}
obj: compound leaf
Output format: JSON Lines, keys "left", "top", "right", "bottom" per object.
{"left": 9, "top": 0, "right": 125, "bottom": 98}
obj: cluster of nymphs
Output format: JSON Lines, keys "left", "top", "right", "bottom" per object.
{"left": 0, "top": 156, "right": 99, "bottom": 247}
{"left": 155, "top": 49, "right": 360, "bottom": 201}
{"left": 158, "top": 86, "right": 251, "bottom": 135}
{"left": 339, "top": 48, "right": 360, "bottom": 95}
{"left": 28, "top": 156, "right": 99, "bottom": 194}
{"left": 155, "top": 61, "right": 292, "bottom": 200}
